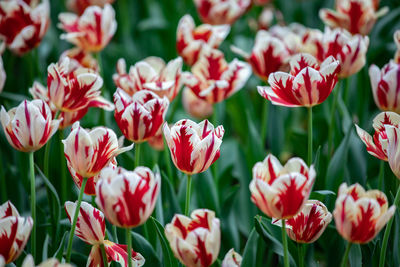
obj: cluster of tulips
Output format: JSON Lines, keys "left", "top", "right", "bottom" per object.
{"left": 0, "top": 0, "right": 399, "bottom": 266}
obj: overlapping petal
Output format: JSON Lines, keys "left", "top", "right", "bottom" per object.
{"left": 182, "top": 88, "right": 213, "bottom": 119}
{"left": 193, "top": 0, "right": 251, "bottom": 25}
{"left": 221, "top": 248, "right": 242, "bottom": 267}
{"left": 66, "top": 0, "right": 115, "bottom": 15}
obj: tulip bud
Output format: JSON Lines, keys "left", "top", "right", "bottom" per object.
{"left": 221, "top": 248, "right": 242, "bottom": 267}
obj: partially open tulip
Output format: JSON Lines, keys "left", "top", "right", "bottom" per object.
{"left": 384, "top": 124, "right": 400, "bottom": 179}
{"left": 193, "top": 0, "right": 251, "bottom": 25}
{"left": 356, "top": 112, "right": 400, "bottom": 161}
{"left": 0, "top": 201, "right": 33, "bottom": 264}
{"left": 319, "top": 0, "right": 388, "bottom": 35}
{"left": 182, "top": 88, "right": 213, "bottom": 119}
{"left": 273, "top": 200, "right": 332, "bottom": 243}
{"left": 221, "top": 249, "right": 242, "bottom": 267}
{"left": 60, "top": 47, "right": 99, "bottom": 72}
{"left": 183, "top": 47, "right": 251, "bottom": 104}
{"left": 177, "top": 14, "right": 230, "bottom": 66}
{"left": 163, "top": 119, "right": 224, "bottom": 175}
{"left": 114, "top": 89, "right": 169, "bottom": 143}
{"left": 0, "top": 0, "right": 49, "bottom": 55}
{"left": 165, "top": 209, "right": 221, "bottom": 267}
{"left": 250, "top": 154, "right": 316, "bottom": 219}
{"left": 113, "top": 57, "right": 183, "bottom": 101}
{"left": 257, "top": 53, "right": 340, "bottom": 107}
{"left": 0, "top": 100, "right": 61, "bottom": 152}
{"left": 66, "top": 0, "right": 115, "bottom": 15}
{"left": 96, "top": 166, "right": 160, "bottom": 228}
{"left": 369, "top": 61, "right": 400, "bottom": 113}
{"left": 333, "top": 183, "right": 395, "bottom": 243}
{"left": 59, "top": 4, "right": 117, "bottom": 52}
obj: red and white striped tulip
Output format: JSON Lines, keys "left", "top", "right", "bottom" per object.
{"left": 182, "top": 88, "right": 213, "bottom": 119}
{"left": 193, "top": 0, "right": 251, "bottom": 25}
{"left": 257, "top": 53, "right": 340, "bottom": 107}
{"left": 66, "top": 0, "right": 115, "bottom": 15}
{"left": 384, "top": 124, "right": 400, "bottom": 179}
{"left": 165, "top": 209, "right": 220, "bottom": 267}
{"left": 0, "top": 0, "right": 49, "bottom": 55}
{"left": 163, "top": 119, "right": 224, "bottom": 175}
{"left": 394, "top": 30, "right": 400, "bottom": 63}
{"left": 250, "top": 154, "right": 316, "bottom": 219}
{"left": 22, "top": 255, "right": 73, "bottom": 267}
{"left": 273, "top": 200, "right": 332, "bottom": 243}
{"left": 96, "top": 166, "right": 160, "bottom": 228}
{"left": 114, "top": 89, "right": 169, "bottom": 143}
{"left": 0, "top": 201, "right": 33, "bottom": 264}
{"left": 221, "top": 249, "right": 242, "bottom": 267}
{"left": 355, "top": 112, "right": 400, "bottom": 161}
{"left": 319, "top": 0, "right": 388, "bottom": 35}
{"left": 0, "top": 100, "right": 61, "bottom": 152}
{"left": 333, "top": 183, "right": 395, "bottom": 243}
{"left": 113, "top": 57, "right": 183, "bottom": 101}
{"left": 60, "top": 47, "right": 99, "bottom": 72}
{"left": 147, "top": 127, "right": 164, "bottom": 151}
{"left": 183, "top": 47, "right": 251, "bottom": 104}
{"left": 177, "top": 14, "right": 230, "bottom": 66}
{"left": 59, "top": 4, "right": 117, "bottom": 52}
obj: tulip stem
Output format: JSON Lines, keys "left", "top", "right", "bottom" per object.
{"left": 340, "top": 242, "right": 352, "bottom": 267}
{"left": 135, "top": 143, "right": 141, "bottom": 167}
{"left": 327, "top": 81, "right": 341, "bottom": 157}
{"left": 126, "top": 228, "right": 132, "bottom": 267}
{"left": 185, "top": 174, "right": 192, "bottom": 216}
{"left": 100, "top": 243, "right": 108, "bottom": 267}
{"left": 60, "top": 130, "right": 67, "bottom": 202}
{"left": 261, "top": 100, "right": 269, "bottom": 149}
{"left": 379, "top": 185, "right": 400, "bottom": 267}
{"left": 113, "top": 225, "right": 119, "bottom": 243}
{"left": 29, "top": 152, "right": 36, "bottom": 261}
{"left": 308, "top": 107, "right": 313, "bottom": 165}
{"left": 281, "top": 220, "right": 289, "bottom": 267}
{"left": 378, "top": 161, "right": 385, "bottom": 190}
{"left": 298, "top": 243, "right": 305, "bottom": 267}
{"left": 66, "top": 177, "right": 88, "bottom": 262}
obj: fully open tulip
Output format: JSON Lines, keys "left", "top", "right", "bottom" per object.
{"left": 163, "top": 119, "right": 224, "bottom": 175}
{"left": 165, "top": 209, "right": 220, "bottom": 267}
{"left": 59, "top": 4, "right": 117, "bottom": 52}
{"left": 114, "top": 89, "right": 169, "bottom": 143}
{"left": 257, "top": 53, "right": 340, "bottom": 107}
{"left": 182, "top": 88, "right": 213, "bottom": 119}
{"left": 333, "top": 183, "right": 395, "bottom": 243}
{"left": 193, "top": 0, "right": 251, "bottom": 25}
{"left": 113, "top": 57, "right": 183, "bottom": 101}
{"left": 183, "top": 47, "right": 251, "bottom": 104}
{"left": 356, "top": 112, "right": 400, "bottom": 161}
{"left": 96, "top": 166, "right": 160, "bottom": 228}
{"left": 319, "top": 0, "right": 388, "bottom": 35}
{"left": 273, "top": 200, "right": 332, "bottom": 243}
{"left": 0, "top": 100, "right": 61, "bottom": 152}
{"left": 176, "top": 14, "right": 230, "bottom": 66}
{"left": 221, "top": 249, "right": 242, "bottom": 267}
{"left": 250, "top": 154, "right": 316, "bottom": 219}
{"left": 66, "top": 0, "right": 115, "bottom": 15}
{"left": 0, "top": 201, "right": 33, "bottom": 264}
{"left": 0, "top": 0, "right": 49, "bottom": 55}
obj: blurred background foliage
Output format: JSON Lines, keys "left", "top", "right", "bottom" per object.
{"left": 2, "top": 0, "right": 400, "bottom": 266}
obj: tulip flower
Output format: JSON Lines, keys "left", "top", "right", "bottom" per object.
{"left": 66, "top": 0, "right": 115, "bottom": 15}
{"left": 22, "top": 255, "right": 73, "bottom": 267}
{"left": 176, "top": 14, "right": 230, "bottom": 66}
{"left": 0, "top": 0, "right": 49, "bottom": 55}
{"left": 59, "top": 4, "right": 117, "bottom": 52}
{"left": 394, "top": 30, "right": 400, "bottom": 63}
{"left": 114, "top": 89, "right": 169, "bottom": 144}
{"left": 193, "top": 0, "right": 251, "bottom": 25}
{"left": 0, "top": 201, "right": 33, "bottom": 265}
{"left": 182, "top": 88, "right": 214, "bottom": 119}
{"left": 356, "top": 112, "right": 400, "bottom": 161}
{"left": 165, "top": 209, "right": 221, "bottom": 267}
{"left": 60, "top": 47, "right": 99, "bottom": 72}
{"left": 113, "top": 57, "right": 183, "bottom": 101}
{"left": 0, "top": 49, "right": 5, "bottom": 94}
{"left": 183, "top": 47, "right": 251, "bottom": 104}
{"left": 148, "top": 128, "right": 165, "bottom": 151}
{"left": 319, "top": 0, "right": 388, "bottom": 35}
{"left": 257, "top": 7, "right": 274, "bottom": 30}
{"left": 221, "top": 249, "right": 242, "bottom": 267}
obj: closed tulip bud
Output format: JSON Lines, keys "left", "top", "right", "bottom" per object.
{"left": 356, "top": 112, "right": 400, "bottom": 161}
{"left": 165, "top": 209, "right": 220, "bottom": 267}
{"left": 66, "top": 0, "right": 115, "bottom": 15}
{"left": 96, "top": 166, "right": 161, "bottom": 228}
{"left": 273, "top": 200, "right": 332, "bottom": 243}
{"left": 250, "top": 154, "right": 316, "bottom": 219}
{"left": 333, "top": 183, "right": 395, "bottom": 243}
{"left": 182, "top": 88, "right": 213, "bottom": 119}
{"left": 59, "top": 4, "right": 117, "bottom": 52}
{"left": 193, "top": 0, "right": 251, "bottom": 25}
{"left": 0, "top": 201, "right": 33, "bottom": 264}
{"left": 221, "top": 249, "right": 242, "bottom": 267}
{"left": 258, "top": 53, "right": 340, "bottom": 107}
{"left": 163, "top": 119, "right": 224, "bottom": 175}
{"left": 0, "top": 0, "right": 49, "bottom": 55}
{"left": 0, "top": 100, "right": 61, "bottom": 152}
{"left": 177, "top": 15, "right": 230, "bottom": 66}
{"left": 114, "top": 89, "right": 169, "bottom": 143}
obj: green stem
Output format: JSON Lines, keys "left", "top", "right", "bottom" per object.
{"left": 340, "top": 242, "right": 352, "bottom": 267}
{"left": 298, "top": 243, "right": 305, "bottom": 267}
{"left": 281, "top": 220, "right": 289, "bottom": 267}
{"left": 100, "top": 243, "right": 108, "bottom": 267}
{"left": 29, "top": 152, "right": 36, "bottom": 261}
{"left": 0, "top": 149, "right": 7, "bottom": 202}
{"left": 378, "top": 161, "right": 385, "bottom": 191}
{"left": 95, "top": 52, "right": 106, "bottom": 126}
{"left": 112, "top": 225, "right": 119, "bottom": 243}
{"left": 260, "top": 101, "right": 269, "bottom": 150}
{"left": 135, "top": 143, "right": 141, "bottom": 168}
{"left": 379, "top": 185, "right": 400, "bottom": 267}
{"left": 327, "top": 81, "right": 341, "bottom": 156}
{"left": 308, "top": 107, "right": 313, "bottom": 165}
{"left": 126, "top": 228, "right": 132, "bottom": 267}
{"left": 60, "top": 131, "right": 67, "bottom": 202}
{"left": 66, "top": 178, "right": 88, "bottom": 262}
{"left": 185, "top": 174, "right": 192, "bottom": 216}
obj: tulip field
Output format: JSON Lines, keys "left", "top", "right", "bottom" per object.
{"left": 2, "top": 0, "right": 400, "bottom": 266}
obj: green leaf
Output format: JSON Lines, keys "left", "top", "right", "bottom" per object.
{"left": 53, "top": 231, "right": 68, "bottom": 260}
{"left": 241, "top": 228, "right": 259, "bottom": 267}
{"left": 349, "top": 244, "right": 362, "bottom": 267}
{"left": 131, "top": 231, "right": 161, "bottom": 267}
